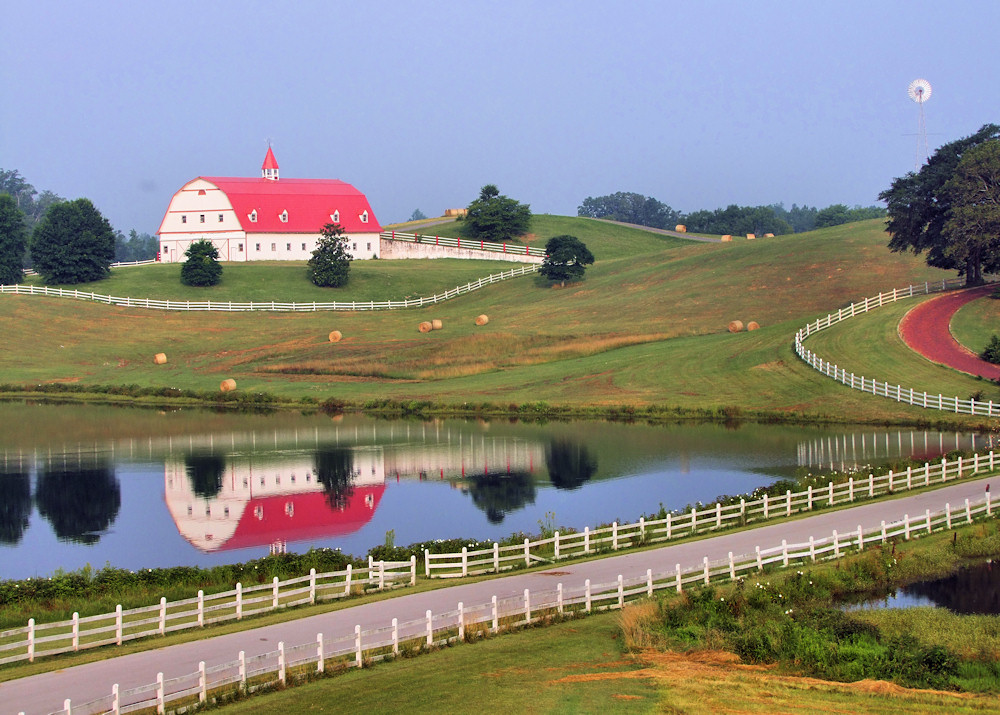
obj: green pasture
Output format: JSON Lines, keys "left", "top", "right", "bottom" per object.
{"left": 1, "top": 216, "right": 989, "bottom": 424}
{"left": 951, "top": 294, "right": 1000, "bottom": 355}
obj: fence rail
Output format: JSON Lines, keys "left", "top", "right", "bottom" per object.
{"left": 794, "top": 277, "right": 1000, "bottom": 417}
{"left": 0, "top": 559, "right": 415, "bottom": 667}
{"left": 423, "top": 450, "right": 997, "bottom": 577}
{"left": 40, "top": 493, "right": 997, "bottom": 715}
{"left": 0, "top": 264, "right": 539, "bottom": 312}
{"left": 381, "top": 230, "right": 547, "bottom": 258}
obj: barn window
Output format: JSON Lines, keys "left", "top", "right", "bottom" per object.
{"left": 249, "top": 210, "right": 257, "bottom": 222}
{"left": 360, "top": 210, "right": 369, "bottom": 223}
{"left": 271, "top": 243, "right": 276, "bottom": 251}
{"left": 238, "top": 243, "right": 243, "bottom": 252}
{"left": 301, "top": 243, "right": 306, "bottom": 251}
{"left": 181, "top": 215, "right": 187, "bottom": 223}
{"left": 256, "top": 243, "right": 260, "bottom": 251}
{"left": 367, "top": 242, "right": 371, "bottom": 251}
{"left": 218, "top": 214, "right": 224, "bottom": 222}
{"left": 199, "top": 214, "right": 205, "bottom": 223}
{"left": 353, "top": 243, "right": 357, "bottom": 251}
{"left": 286, "top": 243, "right": 291, "bottom": 251}
{"left": 279, "top": 210, "right": 288, "bottom": 223}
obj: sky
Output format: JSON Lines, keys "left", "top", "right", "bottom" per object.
{"left": 3, "top": 1, "right": 999, "bottom": 235}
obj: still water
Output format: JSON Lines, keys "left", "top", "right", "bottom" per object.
{"left": 0, "top": 402, "right": 991, "bottom": 580}
{"left": 850, "top": 561, "right": 1000, "bottom": 615}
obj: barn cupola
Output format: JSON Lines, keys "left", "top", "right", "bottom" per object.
{"left": 261, "top": 146, "right": 279, "bottom": 181}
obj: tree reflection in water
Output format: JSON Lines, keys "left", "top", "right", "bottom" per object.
{"left": 545, "top": 439, "right": 597, "bottom": 490}
{"left": 314, "top": 448, "right": 355, "bottom": 510}
{"left": 0, "top": 470, "right": 31, "bottom": 544}
{"left": 35, "top": 463, "right": 120, "bottom": 545}
{"left": 466, "top": 470, "right": 536, "bottom": 524}
{"left": 184, "top": 453, "right": 226, "bottom": 499}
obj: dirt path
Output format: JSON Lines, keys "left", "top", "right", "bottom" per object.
{"left": 898, "top": 284, "right": 1000, "bottom": 380}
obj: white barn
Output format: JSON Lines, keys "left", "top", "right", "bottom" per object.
{"left": 156, "top": 148, "right": 382, "bottom": 263}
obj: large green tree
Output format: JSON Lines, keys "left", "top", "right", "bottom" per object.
{"left": 0, "top": 194, "right": 27, "bottom": 284}
{"left": 941, "top": 140, "right": 1000, "bottom": 285}
{"left": 682, "top": 204, "right": 793, "bottom": 236}
{"left": 539, "top": 234, "right": 595, "bottom": 286}
{"left": 31, "top": 198, "right": 116, "bottom": 284}
{"left": 464, "top": 184, "right": 531, "bottom": 243}
{"left": 879, "top": 123, "right": 1000, "bottom": 286}
{"left": 577, "top": 192, "right": 680, "bottom": 229}
{"left": 181, "top": 239, "right": 223, "bottom": 286}
{"left": 308, "top": 223, "right": 351, "bottom": 287}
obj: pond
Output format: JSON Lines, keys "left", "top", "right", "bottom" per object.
{"left": 0, "top": 402, "right": 991, "bottom": 580}
{"left": 850, "top": 560, "right": 1000, "bottom": 615}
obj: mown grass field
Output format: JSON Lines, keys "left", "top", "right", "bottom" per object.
{"left": 1, "top": 216, "right": 993, "bottom": 423}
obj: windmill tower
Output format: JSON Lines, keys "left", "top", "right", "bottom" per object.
{"left": 908, "top": 79, "right": 932, "bottom": 169}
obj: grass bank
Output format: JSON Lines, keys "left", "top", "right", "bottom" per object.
{"left": 951, "top": 291, "right": 1000, "bottom": 356}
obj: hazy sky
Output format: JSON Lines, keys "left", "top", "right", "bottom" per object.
{"left": 3, "top": 1, "right": 999, "bottom": 234}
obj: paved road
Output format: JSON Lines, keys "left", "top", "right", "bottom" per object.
{"left": 899, "top": 284, "right": 1000, "bottom": 379}
{"left": 2, "top": 475, "right": 994, "bottom": 715}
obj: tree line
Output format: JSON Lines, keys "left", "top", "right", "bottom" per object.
{"left": 577, "top": 191, "right": 886, "bottom": 235}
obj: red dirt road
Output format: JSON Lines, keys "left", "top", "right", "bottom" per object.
{"left": 898, "top": 284, "right": 1000, "bottom": 379}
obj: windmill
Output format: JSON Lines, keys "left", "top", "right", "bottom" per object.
{"left": 908, "top": 79, "right": 932, "bottom": 169}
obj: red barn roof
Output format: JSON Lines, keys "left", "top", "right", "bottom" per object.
{"left": 201, "top": 176, "right": 382, "bottom": 233}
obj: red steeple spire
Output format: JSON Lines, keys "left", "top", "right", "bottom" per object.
{"left": 261, "top": 146, "right": 279, "bottom": 180}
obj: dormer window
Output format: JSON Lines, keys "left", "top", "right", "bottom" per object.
{"left": 279, "top": 210, "right": 288, "bottom": 223}
{"left": 331, "top": 210, "right": 340, "bottom": 223}
{"left": 249, "top": 210, "right": 257, "bottom": 223}
{"left": 360, "top": 210, "right": 369, "bottom": 223}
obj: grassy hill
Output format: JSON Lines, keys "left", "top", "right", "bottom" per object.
{"left": 1, "top": 215, "right": 994, "bottom": 423}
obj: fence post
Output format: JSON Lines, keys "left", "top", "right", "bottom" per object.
{"left": 786, "top": 490, "right": 792, "bottom": 516}
{"left": 958, "top": 456, "right": 964, "bottom": 478}
{"left": 426, "top": 610, "right": 433, "bottom": 646}
{"left": 946, "top": 503, "right": 952, "bottom": 529}
{"left": 461, "top": 547, "right": 468, "bottom": 577}
{"left": 159, "top": 596, "right": 167, "bottom": 634}
{"left": 554, "top": 530, "right": 560, "bottom": 559}
{"left": 647, "top": 568, "right": 654, "bottom": 597}
{"left": 833, "top": 530, "right": 840, "bottom": 558}
{"left": 492, "top": 596, "right": 499, "bottom": 633}
{"left": 666, "top": 513, "right": 672, "bottom": 539}
{"left": 584, "top": 527, "right": 591, "bottom": 554}
{"left": 423, "top": 551, "right": 430, "bottom": 578}
{"left": 942, "top": 457, "right": 948, "bottom": 482}
{"left": 198, "top": 589, "right": 204, "bottom": 627}
{"left": 881, "top": 521, "right": 887, "bottom": 543}
{"left": 869, "top": 473, "right": 875, "bottom": 498}
{"left": 116, "top": 604, "right": 123, "bottom": 646}
{"left": 318, "top": 633, "right": 325, "bottom": 673}
{"left": 716, "top": 503, "right": 722, "bottom": 528}
{"left": 112, "top": 683, "right": 119, "bottom": 715}
{"left": 493, "top": 542, "right": 500, "bottom": 572}
{"left": 613, "top": 521, "right": 619, "bottom": 550}
{"left": 586, "top": 579, "right": 592, "bottom": 612}
{"left": 991, "top": 451, "right": 996, "bottom": 471}
{"left": 926, "top": 509, "right": 932, "bottom": 533}
{"left": 524, "top": 538, "right": 531, "bottom": 567}
{"left": 558, "top": 583, "right": 564, "bottom": 615}
{"left": 849, "top": 477, "right": 854, "bottom": 502}
{"left": 379, "top": 560, "right": 386, "bottom": 590}
{"left": 828, "top": 481, "right": 834, "bottom": 506}
{"left": 72, "top": 612, "right": 79, "bottom": 651}
{"left": 639, "top": 517, "right": 645, "bottom": 541}
{"left": 239, "top": 650, "right": 246, "bottom": 691}
{"left": 988, "top": 491, "right": 993, "bottom": 517}
{"left": 809, "top": 536, "right": 816, "bottom": 562}
{"left": 235, "top": 583, "right": 242, "bottom": 621}
{"left": 907, "top": 465, "right": 912, "bottom": 490}
{"left": 458, "top": 602, "right": 465, "bottom": 640}
{"left": 310, "top": 568, "right": 317, "bottom": 604}
{"left": 807, "top": 486, "right": 813, "bottom": 511}
{"left": 966, "top": 498, "right": 972, "bottom": 524}
{"left": 763, "top": 494, "right": 769, "bottom": 519}
{"left": 781, "top": 540, "right": 789, "bottom": 567}
{"left": 27, "top": 618, "right": 34, "bottom": 662}
{"left": 740, "top": 498, "right": 746, "bottom": 522}
{"left": 756, "top": 546, "right": 763, "bottom": 571}
{"left": 65, "top": 699, "right": 72, "bottom": 715}
{"left": 411, "top": 555, "right": 417, "bottom": 586}
{"left": 199, "top": 660, "right": 207, "bottom": 704}
{"left": 525, "top": 589, "right": 532, "bottom": 623}
{"left": 904, "top": 514, "right": 911, "bottom": 540}
{"left": 156, "top": 672, "right": 164, "bottom": 714}
{"left": 346, "top": 564, "right": 353, "bottom": 594}
{"left": 728, "top": 552, "right": 736, "bottom": 579}
{"left": 703, "top": 557, "right": 710, "bottom": 585}
{"left": 272, "top": 577, "right": 279, "bottom": 610}
{"left": 856, "top": 524, "right": 863, "bottom": 551}
{"left": 280, "top": 640, "right": 288, "bottom": 682}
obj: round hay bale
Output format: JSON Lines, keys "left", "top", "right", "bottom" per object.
{"left": 220, "top": 378, "right": 237, "bottom": 392}
{"left": 418, "top": 321, "right": 433, "bottom": 333}
{"left": 328, "top": 330, "right": 343, "bottom": 343}
{"left": 720, "top": 235, "right": 732, "bottom": 242}
{"left": 728, "top": 320, "right": 744, "bottom": 333}
{"left": 674, "top": 224, "right": 687, "bottom": 233}
{"left": 431, "top": 319, "right": 443, "bottom": 330}
{"left": 747, "top": 321, "right": 760, "bottom": 331}
{"left": 153, "top": 353, "right": 167, "bottom": 365}
{"left": 475, "top": 314, "right": 489, "bottom": 326}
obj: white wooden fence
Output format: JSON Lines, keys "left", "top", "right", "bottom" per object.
{"left": 0, "top": 558, "right": 415, "bottom": 667}
{"left": 22, "top": 260, "right": 157, "bottom": 278}
{"left": 37, "top": 493, "right": 996, "bottom": 715}
{"left": 0, "top": 264, "right": 539, "bottom": 312}
{"left": 424, "top": 450, "right": 997, "bottom": 577}
{"left": 381, "top": 230, "right": 547, "bottom": 258}
{"left": 795, "top": 277, "right": 1000, "bottom": 417}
